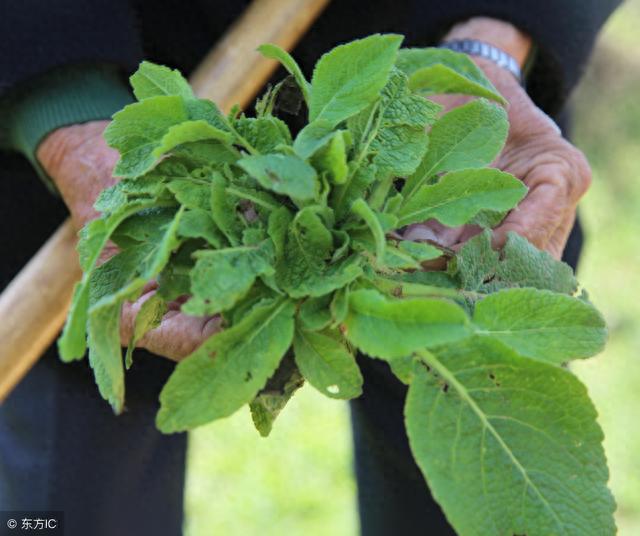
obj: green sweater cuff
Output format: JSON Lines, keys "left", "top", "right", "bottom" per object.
{"left": 4, "top": 64, "right": 134, "bottom": 191}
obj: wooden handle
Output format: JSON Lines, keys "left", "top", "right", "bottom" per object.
{"left": 0, "top": 221, "right": 80, "bottom": 401}
{"left": 0, "top": 0, "right": 330, "bottom": 402}
{"left": 190, "top": 0, "right": 330, "bottom": 106}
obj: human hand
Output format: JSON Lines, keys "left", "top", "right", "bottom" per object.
{"left": 120, "top": 283, "right": 223, "bottom": 361}
{"left": 405, "top": 18, "right": 592, "bottom": 260}
{"left": 37, "top": 120, "right": 119, "bottom": 230}
{"left": 487, "top": 61, "right": 591, "bottom": 259}
{"left": 38, "top": 121, "right": 220, "bottom": 361}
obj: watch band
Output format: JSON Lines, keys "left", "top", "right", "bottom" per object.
{"left": 439, "top": 39, "right": 522, "bottom": 83}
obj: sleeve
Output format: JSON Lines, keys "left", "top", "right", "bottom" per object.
{"left": 0, "top": 0, "right": 143, "bottom": 97}
{"left": 1, "top": 65, "right": 134, "bottom": 190}
{"left": 410, "top": 0, "right": 623, "bottom": 115}
{"left": 0, "top": 0, "right": 143, "bottom": 189}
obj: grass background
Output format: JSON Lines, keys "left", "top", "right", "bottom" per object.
{"left": 184, "top": 3, "right": 640, "bottom": 534}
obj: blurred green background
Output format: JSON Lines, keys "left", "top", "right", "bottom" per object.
{"left": 184, "top": 3, "right": 640, "bottom": 534}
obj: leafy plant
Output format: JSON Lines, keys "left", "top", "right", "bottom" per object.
{"left": 58, "top": 34, "right": 615, "bottom": 535}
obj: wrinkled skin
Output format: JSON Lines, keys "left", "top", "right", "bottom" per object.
{"left": 38, "top": 121, "right": 221, "bottom": 361}
{"left": 404, "top": 59, "right": 592, "bottom": 261}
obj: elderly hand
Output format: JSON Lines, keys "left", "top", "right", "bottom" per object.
{"left": 405, "top": 18, "right": 592, "bottom": 260}
{"left": 37, "top": 120, "right": 220, "bottom": 360}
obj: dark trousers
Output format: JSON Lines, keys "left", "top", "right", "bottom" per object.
{"left": 0, "top": 350, "right": 187, "bottom": 536}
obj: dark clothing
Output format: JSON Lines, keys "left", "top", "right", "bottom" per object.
{"left": 0, "top": 1, "right": 619, "bottom": 535}
{"left": 1, "top": 347, "right": 186, "bottom": 536}
{"left": 0, "top": 0, "right": 622, "bottom": 116}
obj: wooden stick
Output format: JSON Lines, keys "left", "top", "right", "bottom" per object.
{"left": 190, "top": 0, "right": 329, "bottom": 107}
{"left": 0, "top": 222, "right": 80, "bottom": 400}
{"left": 0, "top": 0, "right": 331, "bottom": 402}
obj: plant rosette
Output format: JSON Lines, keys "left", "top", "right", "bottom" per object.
{"left": 59, "top": 34, "right": 615, "bottom": 536}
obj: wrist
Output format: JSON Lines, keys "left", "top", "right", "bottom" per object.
{"left": 442, "top": 17, "right": 532, "bottom": 69}
{"left": 38, "top": 120, "right": 118, "bottom": 228}
{"left": 7, "top": 65, "right": 132, "bottom": 191}
{"left": 37, "top": 121, "right": 111, "bottom": 179}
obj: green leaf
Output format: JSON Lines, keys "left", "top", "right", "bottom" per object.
{"left": 474, "top": 288, "right": 607, "bottom": 364}
{"left": 495, "top": 232, "right": 578, "bottom": 294}
{"left": 125, "top": 294, "right": 167, "bottom": 369}
{"left": 368, "top": 69, "right": 439, "bottom": 178}
{"left": 258, "top": 43, "right": 311, "bottom": 104}
{"left": 87, "top": 301, "right": 125, "bottom": 413}
{"left": 366, "top": 242, "right": 421, "bottom": 270}
{"left": 157, "top": 298, "right": 295, "bottom": 432}
{"left": 58, "top": 200, "right": 160, "bottom": 361}
{"left": 330, "top": 286, "right": 349, "bottom": 325}
{"left": 122, "top": 206, "right": 185, "bottom": 295}
{"left": 403, "top": 99, "right": 509, "bottom": 201}
{"left": 397, "top": 270, "right": 458, "bottom": 289}
{"left": 267, "top": 206, "right": 293, "bottom": 260}
{"left": 449, "top": 230, "right": 579, "bottom": 295}
{"left": 237, "top": 153, "right": 318, "bottom": 201}
{"left": 88, "top": 245, "right": 154, "bottom": 306}
{"left": 311, "top": 130, "right": 350, "bottom": 184}
{"left": 343, "top": 289, "right": 471, "bottom": 359}
{"left": 105, "top": 95, "right": 189, "bottom": 178}
{"left": 397, "top": 48, "right": 506, "bottom": 103}
{"left": 182, "top": 242, "right": 274, "bottom": 316}
{"left": 294, "top": 328, "right": 362, "bottom": 399}
{"left": 406, "top": 339, "right": 615, "bottom": 536}
{"left": 309, "top": 34, "right": 403, "bottom": 125}
{"left": 130, "top": 61, "right": 194, "bottom": 100}
{"left": 282, "top": 255, "right": 362, "bottom": 299}
{"left": 469, "top": 208, "right": 508, "bottom": 228}
{"left": 167, "top": 180, "right": 210, "bottom": 211}
{"left": 153, "top": 120, "right": 232, "bottom": 157}
{"left": 210, "top": 172, "right": 242, "bottom": 246}
{"left": 388, "top": 354, "right": 416, "bottom": 385}
{"left": 177, "top": 209, "right": 223, "bottom": 247}
{"left": 234, "top": 116, "right": 292, "bottom": 154}
{"left": 331, "top": 163, "right": 378, "bottom": 220}
{"left": 112, "top": 207, "right": 176, "bottom": 246}
{"left": 331, "top": 229, "right": 351, "bottom": 263}
{"left": 249, "top": 353, "right": 304, "bottom": 437}
{"left": 448, "top": 229, "right": 499, "bottom": 291}
{"left": 276, "top": 207, "right": 332, "bottom": 294}
{"left": 371, "top": 276, "right": 461, "bottom": 300}
{"left": 84, "top": 244, "right": 160, "bottom": 412}
{"left": 298, "top": 295, "right": 333, "bottom": 331}
{"left": 397, "top": 240, "right": 442, "bottom": 262}
{"left": 228, "top": 186, "right": 281, "bottom": 213}
{"left": 351, "top": 198, "right": 386, "bottom": 262}
{"left": 184, "top": 98, "right": 231, "bottom": 132}
{"left": 158, "top": 260, "right": 192, "bottom": 301}
{"left": 293, "top": 120, "right": 336, "bottom": 159}
{"left": 383, "top": 247, "right": 422, "bottom": 269}
{"left": 398, "top": 168, "right": 527, "bottom": 227}
{"left": 171, "top": 138, "right": 237, "bottom": 166}
{"left": 91, "top": 207, "right": 184, "bottom": 356}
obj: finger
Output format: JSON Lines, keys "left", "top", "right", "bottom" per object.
{"left": 403, "top": 220, "right": 466, "bottom": 247}
{"left": 137, "top": 314, "right": 223, "bottom": 361}
{"left": 547, "top": 212, "right": 577, "bottom": 261}
{"left": 97, "top": 241, "right": 121, "bottom": 266}
{"left": 492, "top": 180, "right": 564, "bottom": 251}
{"left": 120, "top": 288, "right": 158, "bottom": 345}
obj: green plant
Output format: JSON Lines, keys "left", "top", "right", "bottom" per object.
{"left": 59, "top": 34, "right": 615, "bottom": 535}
